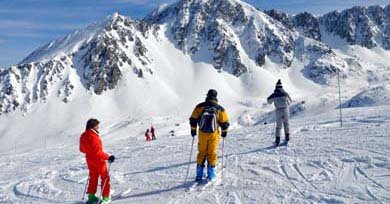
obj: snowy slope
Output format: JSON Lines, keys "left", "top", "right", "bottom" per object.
{"left": 0, "top": 0, "right": 361, "bottom": 153}
{"left": 0, "top": 1, "right": 390, "bottom": 203}
{"left": 341, "top": 86, "right": 390, "bottom": 108}
{"left": 0, "top": 104, "right": 389, "bottom": 203}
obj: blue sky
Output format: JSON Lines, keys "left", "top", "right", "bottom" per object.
{"left": 0, "top": 0, "right": 389, "bottom": 68}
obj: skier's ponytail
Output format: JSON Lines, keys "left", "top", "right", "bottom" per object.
{"left": 86, "top": 118, "right": 100, "bottom": 130}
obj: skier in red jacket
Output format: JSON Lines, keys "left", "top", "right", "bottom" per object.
{"left": 80, "top": 119, "right": 115, "bottom": 204}
{"left": 145, "top": 129, "right": 151, "bottom": 141}
{"left": 151, "top": 126, "right": 156, "bottom": 140}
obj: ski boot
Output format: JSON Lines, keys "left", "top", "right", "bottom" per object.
{"left": 207, "top": 165, "right": 217, "bottom": 182}
{"left": 101, "top": 196, "right": 111, "bottom": 204}
{"left": 275, "top": 137, "right": 280, "bottom": 146}
{"left": 285, "top": 134, "right": 290, "bottom": 142}
{"left": 195, "top": 165, "right": 204, "bottom": 182}
{"left": 86, "top": 194, "right": 99, "bottom": 204}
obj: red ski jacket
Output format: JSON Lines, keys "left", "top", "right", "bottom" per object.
{"left": 80, "top": 129, "right": 109, "bottom": 162}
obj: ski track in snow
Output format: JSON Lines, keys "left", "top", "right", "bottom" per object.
{"left": 1, "top": 107, "right": 390, "bottom": 203}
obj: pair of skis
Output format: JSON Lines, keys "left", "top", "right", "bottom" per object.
{"left": 85, "top": 189, "right": 131, "bottom": 204}
{"left": 185, "top": 172, "right": 222, "bottom": 192}
{"left": 184, "top": 137, "right": 225, "bottom": 192}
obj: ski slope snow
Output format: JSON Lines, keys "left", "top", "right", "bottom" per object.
{"left": 0, "top": 105, "right": 389, "bottom": 203}
{"left": 1, "top": 0, "right": 390, "bottom": 203}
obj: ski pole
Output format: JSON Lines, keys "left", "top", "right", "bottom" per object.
{"left": 221, "top": 137, "right": 225, "bottom": 183}
{"left": 184, "top": 137, "right": 195, "bottom": 184}
{"left": 101, "top": 162, "right": 112, "bottom": 198}
{"left": 82, "top": 175, "right": 89, "bottom": 201}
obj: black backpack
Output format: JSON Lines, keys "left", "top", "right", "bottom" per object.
{"left": 199, "top": 106, "right": 218, "bottom": 133}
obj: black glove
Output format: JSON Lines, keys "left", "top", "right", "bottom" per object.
{"left": 221, "top": 131, "right": 227, "bottom": 138}
{"left": 108, "top": 155, "right": 115, "bottom": 163}
{"left": 191, "top": 129, "right": 197, "bottom": 137}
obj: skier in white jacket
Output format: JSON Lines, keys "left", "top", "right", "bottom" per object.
{"left": 267, "top": 80, "right": 292, "bottom": 146}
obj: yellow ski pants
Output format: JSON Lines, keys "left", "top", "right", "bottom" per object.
{"left": 197, "top": 131, "right": 219, "bottom": 167}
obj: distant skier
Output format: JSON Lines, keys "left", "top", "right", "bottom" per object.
{"left": 79, "top": 119, "right": 115, "bottom": 204}
{"left": 189, "top": 89, "right": 229, "bottom": 182}
{"left": 145, "top": 129, "right": 151, "bottom": 141}
{"left": 151, "top": 126, "right": 156, "bottom": 140}
{"left": 267, "top": 80, "right": 292, "bottom": 146}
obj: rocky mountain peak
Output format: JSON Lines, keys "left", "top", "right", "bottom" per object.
{"left": 147, "top": 0, "right": 301, "bottom": 75}
{"left": 264, "top": 9, "right": 294, "bottom": 29}
{"left": 0, "top": 12, "right": 161, "bottom": 114}
{"left": 264, "top": 10, "right": 321, "bottom": 41}
{"left": 320, "top": 4, "right": 390, "bottom": 49}
{"left": 265, "top": 4, "right": 390, "bottom": 50}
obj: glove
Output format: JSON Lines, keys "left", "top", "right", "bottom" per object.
{"left": 191, "top": 129, "right": 197, "bottom": 137}
{"left": 108, "top": 155, "right": 115, "bottom": 163}
{"left": 221, "top": 131, "right": 227, "bottom": 138}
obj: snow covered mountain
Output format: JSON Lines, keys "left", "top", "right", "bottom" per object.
{"left": 1, "top": 0, "right": 390, "bottom": 150}
{"left": 146, "top": 0, "right": 349, "bottom": 81}
{"left": 264, "top": 10, "right": 321, "bottom": 41}
{"left": 0, "top": 13, "right": 156, "bottom": 114}
{"left": 0, "top": 0, "right": 352, "bottom": 117}
{"left": 265, "top": 4, "right": 390, "bottom": 50}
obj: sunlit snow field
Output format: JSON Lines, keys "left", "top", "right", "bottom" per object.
{"left": 0, "top": 105, "right": 389, "bottom": 203}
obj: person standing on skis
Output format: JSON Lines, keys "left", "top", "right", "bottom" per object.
{"left": 151, "top": 126, "right": 156, "bottom": 140}
{"left": 79, "top": 119, "right": 115, "bottom": 204}
{"left": 267, "top": 80, "right": 292, "bottom": 146}
{"left": 189, "top": 89, "right": 229, "bottom": 182}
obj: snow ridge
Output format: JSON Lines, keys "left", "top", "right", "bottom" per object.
{"left": 265, "top": 4, "right": 390, "bottom": 50}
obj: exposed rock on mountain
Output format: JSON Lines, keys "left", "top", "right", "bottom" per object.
{"left": 264, "top": 10, "right": 321, "bottom": 41}
{"left": 265, "top": 4, "right": 390, "bottom": 49}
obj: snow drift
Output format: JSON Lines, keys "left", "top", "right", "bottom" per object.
{"left": 341, "top": 86, "right": 390, "bottom": 108}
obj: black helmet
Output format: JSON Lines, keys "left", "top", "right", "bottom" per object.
{"left": 206, "top": 89, "right": 218, "bottom": 101}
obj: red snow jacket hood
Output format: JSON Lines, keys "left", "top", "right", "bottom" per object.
{"left": 80, "top": 129, "right": 109, "bottom": 161}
